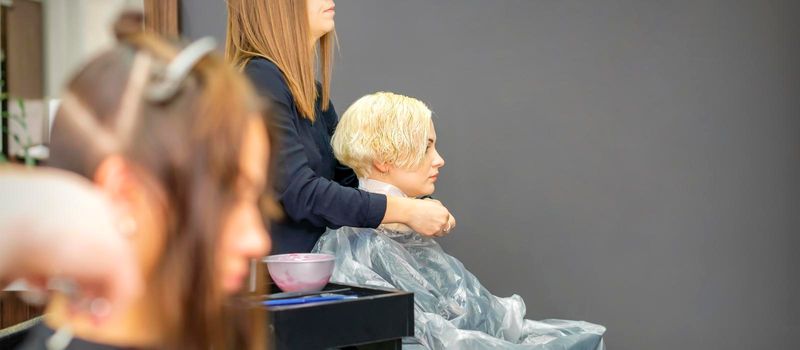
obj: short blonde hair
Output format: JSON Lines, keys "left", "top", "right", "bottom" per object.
{"left": 332, "top": 92, "right": 432, "bottom": 178}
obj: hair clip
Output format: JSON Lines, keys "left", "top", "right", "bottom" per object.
{"left": 146, "top": 37, "right": 217, "bottom": 102}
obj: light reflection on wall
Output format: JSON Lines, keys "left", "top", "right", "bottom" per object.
{"left": 43, "top": 0, "right": 143, "bottom": 98}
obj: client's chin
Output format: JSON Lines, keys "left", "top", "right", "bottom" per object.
{"left": 421, "top": 185, "right": 435, "bottom": 197}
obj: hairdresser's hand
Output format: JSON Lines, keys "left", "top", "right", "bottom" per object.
{"left": 406, "top": 197, "right": 454, "bottom": 237}
{"left": 0, "top": 167, "right": 142, "bottom": 314}
{"left": 422, "top": 198, "right": 456, "bottom": 237}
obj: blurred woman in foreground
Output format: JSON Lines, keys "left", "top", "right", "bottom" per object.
{"left": 18, "top": 12, "right": 275, "bottom": 350}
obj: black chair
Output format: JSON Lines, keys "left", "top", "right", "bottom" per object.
{"left": 0, "top": 316, "right": 42, "bottom": 349}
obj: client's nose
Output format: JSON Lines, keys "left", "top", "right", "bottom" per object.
{"left": 432, "top": 149, "right": 445, "bottom": 168}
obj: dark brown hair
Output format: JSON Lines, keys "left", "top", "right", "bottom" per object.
{"left": 48, "top": 12, "right": 270, "bottom": 350}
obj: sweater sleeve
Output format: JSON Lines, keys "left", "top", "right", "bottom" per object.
{"left": 244, "top": 59, "right": 386, "bottom": 229}
{"left": 320, "top": 102, "right": 360, "bottom": 188}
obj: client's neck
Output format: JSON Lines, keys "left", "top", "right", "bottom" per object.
{"left": 361, "top": 178, "right": 414, "bottom": 233}
{"left": 359, "top": 178, "right": 407, "bottom": 197}
{"left": 45, "top": 288, "right": 163, "bottom": 347}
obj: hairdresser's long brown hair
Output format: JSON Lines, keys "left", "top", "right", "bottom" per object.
{"left": 226, "top": 0, "right": 334, "bottom": 122}
{"left": 48, "top": 12, "right": 270, "bottom": 350}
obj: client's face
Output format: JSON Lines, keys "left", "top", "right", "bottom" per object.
{"left": 387, "top": 122, "right": 445, "bottom": 197}
{"left": 217, "top": 118, "right": 271, "bottom": 294}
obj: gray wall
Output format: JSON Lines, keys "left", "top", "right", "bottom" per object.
{"left": 179, "top": 0, "right": 226, "bottom": 45}
{"left": 182, "top": 1, "right": 800, "bottom": 349}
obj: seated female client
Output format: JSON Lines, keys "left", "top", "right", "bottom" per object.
{"left": 18, "top": 13, "right": 272, "bottom": 350}
{"left": 226, "top": 0, "right": 455, "bottom": 254}
{"left": 313, "top": 92, "right": 606, "bottom": 350}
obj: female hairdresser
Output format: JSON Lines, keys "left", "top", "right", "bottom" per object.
{"left": 226, "top": 0, "right": 456, "bottom": 253}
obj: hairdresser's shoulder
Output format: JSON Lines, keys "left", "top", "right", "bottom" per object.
{"left": 243, "top": 57, "right": 292, "bottom": 102}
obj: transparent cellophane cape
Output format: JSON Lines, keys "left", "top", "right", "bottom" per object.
{"left": 313, "top": 225, "right": 606, "bottom": 350}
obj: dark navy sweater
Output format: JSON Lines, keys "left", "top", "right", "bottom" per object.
{"left": 244, "top": 58, "right": 387, "bottom": 254}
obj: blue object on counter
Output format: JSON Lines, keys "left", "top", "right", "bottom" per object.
{"left": 264, "top": 294, "right": 357, "bottom": 306}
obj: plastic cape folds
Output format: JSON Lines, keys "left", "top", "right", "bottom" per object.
{"left": 312, "top": 225, "right": 606, "bottom": 350}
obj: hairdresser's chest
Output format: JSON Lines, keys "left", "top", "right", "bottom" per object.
{"left": 294, "top": 110, "right": 337, "bottom": 178}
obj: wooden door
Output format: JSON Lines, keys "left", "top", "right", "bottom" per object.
{"left": 1, "top": 0, "right": 44, "bottom": 158}
{"left": 0, "top": 0, "right": 45, "bottom": 328}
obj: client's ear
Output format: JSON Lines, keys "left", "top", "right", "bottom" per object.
{"left": 373, "top": 161, "right": 391, "bottom": 174}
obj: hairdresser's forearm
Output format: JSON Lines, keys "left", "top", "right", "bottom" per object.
{"left": 0, "top": 167, "right": 108, "bottom": 283}
{"left": 0, "top": 167, "right": 54, "bottom": 252}
{"left": 0, "top": 211, "right": 47, "bottom": 282}
{"left": 0, "top": 168, "right": 27, "bottom": 271}
{"left": 0, "top": 218, "right": 28, "bottom": 286}
{"left": 382, "top": 196, "right": 413, "bottom": 224}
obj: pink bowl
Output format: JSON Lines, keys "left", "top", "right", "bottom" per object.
{"left": 263, "top": 253, "right": 335, "bottom": 292}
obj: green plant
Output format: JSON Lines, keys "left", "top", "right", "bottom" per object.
{"left": 0, "top": 79, "right": 35, "bottom": 166}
